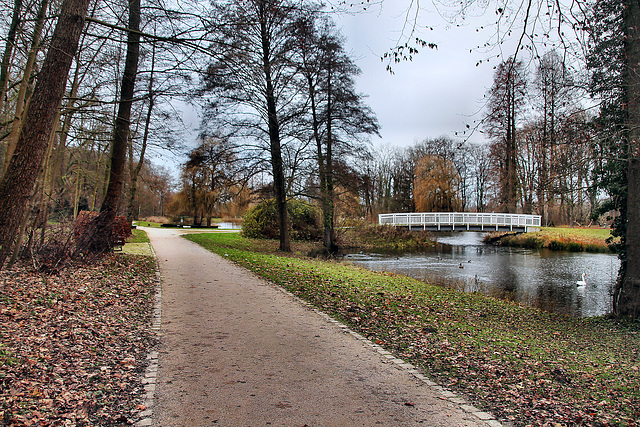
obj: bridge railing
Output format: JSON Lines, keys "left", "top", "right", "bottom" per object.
{"left": 378, "top": 212, "right": 541, "bottom": 231}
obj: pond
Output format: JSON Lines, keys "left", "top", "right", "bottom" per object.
{"left": 343, "top": 232, "right": 620, "bottom": 318}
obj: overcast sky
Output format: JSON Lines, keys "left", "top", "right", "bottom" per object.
{"left": 160, "top": 2, "right": 532, "bottom": 174}
{"left": 332, "top": 2, "right": 524, "bottom": 149}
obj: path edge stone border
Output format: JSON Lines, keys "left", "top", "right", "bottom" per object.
{"left": 135, "top": 244, "right": 162, "bottom": 427}
{"left": 271, "top": 280, "right": 504, "bottom": 427}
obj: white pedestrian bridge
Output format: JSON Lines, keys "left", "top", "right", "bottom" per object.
{"left": 378, "top": 212, "right": 542, "bottom": 233}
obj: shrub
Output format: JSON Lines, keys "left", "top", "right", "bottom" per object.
{"left": 242, "top": 198, "right": 321, "bottom": 241}
{"left": 567, "top": 242, "right": 583, "bottom": 252}
{"left": 548, "top": 240, "right": 565, "bottom": 251}
{"left": 74, "top": 211, "right": 131, "bottom": 248}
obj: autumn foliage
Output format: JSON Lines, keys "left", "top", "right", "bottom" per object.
{"left": 413, "top": 155, "right": 462, "bottom": 212}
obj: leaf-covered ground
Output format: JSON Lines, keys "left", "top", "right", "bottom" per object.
{"left": 187, "top": 232, "right": 640, "bottom": 427}
{"left": 0, "top": 255, "right": 157, "bottom": 426}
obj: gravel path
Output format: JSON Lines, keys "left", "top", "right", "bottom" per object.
{"left": 144, "top": 228, "right": 499, "bottom": 426}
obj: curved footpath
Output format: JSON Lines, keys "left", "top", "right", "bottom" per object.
{"left": 140, "top": 227, "right": 501, "bottom": 426}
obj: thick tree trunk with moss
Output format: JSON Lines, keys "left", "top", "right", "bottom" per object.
{"left": 616, "top": 0, "right": 640, "bottom": 318}
{"left": 0, "top": 0, "right": 91, "bottom": 269}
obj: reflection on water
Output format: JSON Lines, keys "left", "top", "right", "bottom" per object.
{"left": 344, "top": 232, "right": 619, "bottom": 317}
{"left": 216, "top": 222, "right": 242, "bottom": 229}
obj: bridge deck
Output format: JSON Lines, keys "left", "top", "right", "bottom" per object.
{"left": 378, "top": 212, "right": 542, "bottom": 232}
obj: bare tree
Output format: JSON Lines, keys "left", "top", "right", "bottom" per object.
{"left": 201, "top": 0, "right": 315, "bottom": 251}
{"left": 180, "top": 137, "right": 243, "bottom": 226}
{"left": 0, "top": 0, "right": 24, "bottom": 120}
{"left": 86, "top": 0, "right": 142, "bottom": 252}
{"left": 0, "top": 0, "right": 91, "bottom": 269}
{"left": 294, "top": 15, "right": 378, "bottom": 251}
{"left": 485, "top": 57, "right": 527, "bottom": 213}
{"left": 533, "top": 50, "right": 574, "bottom": 223}
{"left": 468, "top": 142, "right": 492, "bottom": 212}
{"left": 1, "top": 0, "right": 51, "bottom": 179}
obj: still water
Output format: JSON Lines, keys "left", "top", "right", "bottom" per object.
{"left": 344, "top": 232, "right": 620, "bottom": 318}
{"left": 216, "top": 222, "right": 242, "bottom": 229}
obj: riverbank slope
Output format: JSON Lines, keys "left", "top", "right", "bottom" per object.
{"left": 486, "top": 227, "right": 615, "bottom": 252}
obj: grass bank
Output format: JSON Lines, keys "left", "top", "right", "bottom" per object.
{"left": 134, "top": 221, "right": 162, "bottom": 228}
{"left": 338, "top": 222, "right": 435, "bottom": 251}
{"left": 488, "top": 227, "right": 616, "bottom": 252}
{"left": 185, "top": 232, "right": 639, "bottom": 426}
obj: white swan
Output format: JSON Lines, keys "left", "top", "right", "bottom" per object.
{"left": 576, "top": 273, "right": 587, "bottom": 287}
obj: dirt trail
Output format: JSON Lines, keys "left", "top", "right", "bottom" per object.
{"left": 145, "top": 228, "right": 497, "bottom": 426}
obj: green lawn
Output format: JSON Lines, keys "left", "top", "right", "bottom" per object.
{"left": 121, "top": 229, "right": 153, "bottom": 256}
{"left": 184, "top": 232, "right": 640, "bottom": 426}
{"left": 133, "top": 221, "right": 162, "bottom": 228}
{"left": 128, "top": 228, "right": 151, "bottom": 243}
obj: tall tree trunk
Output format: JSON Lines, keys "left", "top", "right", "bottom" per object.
{"left": 506, "top": 79, "right": 518, "bottom": 213}
{"left": 7, "top": 88, "right": 61, "bottom": 265}
{"left": 259, "top": 2, "right": 290, "bottom": 252}
{"left": 73, "top": 166, "right": 82, "bottom": 219}
{"left": 87, "top": 0, "right": 140, "bottom": 252}
{"left": 0, "top": 0, "right": 23, "bottom": 117}
{"left": 323, "top": 65, "right": 336, "bottom": 252}
{"left": 127, "top": 39, "right": 156, "bottom": 221}
{"left": 308, "top": 72, "right": 334, "bottom": 252}
{"left": 0, "top": 0, "right": 91, "bottom": 269}
{"left": 538, "top": 87, "right": 548, "bottom": 224}
{"left": 615, "top": 0, "right": 640, "bottom": 318}
{"left": 1, "top": 0, "right": 50, "bottom": 180}
{"left": 90, "top": 142, "right": 108, "bottom": 212}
